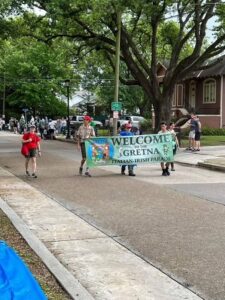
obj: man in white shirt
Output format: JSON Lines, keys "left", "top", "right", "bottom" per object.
{"left": 77, "top": 116, "right": 95, "bottom": 177}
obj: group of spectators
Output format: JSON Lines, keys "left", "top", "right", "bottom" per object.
{"left": 180, "top": 113, "right": 201, "bottom": 151}
{"left": 5, "top": 115, "right": 68, "bottom": 140}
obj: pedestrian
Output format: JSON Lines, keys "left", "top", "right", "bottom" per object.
{"left": 158, "top": 122, "right": 170, "bottom": 176}
{"left": 19, "top": 115, "right": 26, "bottom": 134}
{"left": 90, "top": 117, "right": 98, "bottom": 136}
{"left": 181, "top": 113, "right": 198, "bottom": 150}
{"left": 38, "top": 118, "right": 45, "bottom": 139}
{"left": 21, "top": 125, "right": 41, "bottom": 178}
{"left": 77, "top": 115, "right": 95, "bottom": 177}
{"left": 168, "top": 122, "right": 179, "bottom": 171}
{"left": 194, "top": 115, "right": 201, "bottom": 151}
{"left": 120, "top": 123, "right": 136, "bottom": 176}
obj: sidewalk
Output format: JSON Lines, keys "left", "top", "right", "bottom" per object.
{"left": 175, "top": 145, "right": 225, "bottom": 172}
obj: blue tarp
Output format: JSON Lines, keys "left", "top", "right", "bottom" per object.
{"left": 0, "top": 241, "right": 47, "bottom": 300}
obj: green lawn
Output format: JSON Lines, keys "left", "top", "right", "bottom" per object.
{"left": 181, "top": 135, "right": 225, "bottom": 147}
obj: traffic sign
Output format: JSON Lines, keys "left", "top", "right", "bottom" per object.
{"left": 111, "top": 102, "right": 122, "bottom": 111}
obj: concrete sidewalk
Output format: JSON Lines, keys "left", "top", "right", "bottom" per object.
{"left": 0, "top": 167, "right": 202, "bottom": 300}
{"left": 175, "top": 146, "right": 225, "bottom": 172}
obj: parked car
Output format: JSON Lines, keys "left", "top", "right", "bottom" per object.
{"left": 70, "top": 116, "right": 103, "bottom": 129}
{"left": 119, "top": 115, "right": 146, "bottom": 129}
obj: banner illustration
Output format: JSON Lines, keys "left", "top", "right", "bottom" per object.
{"left": 85, "top": 134, "right": 174, "bottom": 168}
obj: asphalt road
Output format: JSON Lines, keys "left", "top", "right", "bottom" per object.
{"left": 1, "top": 133, "right": 225, "bottom": 300}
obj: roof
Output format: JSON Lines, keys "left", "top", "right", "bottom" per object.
{"left": 184, "top": 55, "right": 225, "bottom": 79}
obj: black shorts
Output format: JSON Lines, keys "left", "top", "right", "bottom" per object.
{"left": 173, "top": 145, "right": 177, "bottom": 155}
{"left": 195, "top": 132, "right": 201, "bottom": 141}
{"left": 80, "top": 143, "right": 86, "bottom": 159}
{"left": 26, "top": 148, "right": 37, "bottom": 158}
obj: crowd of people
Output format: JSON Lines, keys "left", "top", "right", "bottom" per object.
{"left": 4, "top": 115, "right": 68, "bottom": 139}
{"left": 1, "top": 113, "right": 202, "bottom": 178}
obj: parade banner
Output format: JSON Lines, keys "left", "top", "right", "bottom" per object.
{"left": 85, "top": 134, "right": 174, "bottom": 168}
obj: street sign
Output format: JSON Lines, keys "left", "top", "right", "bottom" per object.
{"left": 111, "top": 102, "right": 122, "bottom": 111}
{"left": 113, "top": 111, "right": 119, "bottom": 118}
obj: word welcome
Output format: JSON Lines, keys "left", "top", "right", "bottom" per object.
{"left": 85, "top": 134, "right": 174, "bottom": 168}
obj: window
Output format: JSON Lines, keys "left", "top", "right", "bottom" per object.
{"left": 203, "top": 79, "right": 216, "bottom": 103}
{"left": 176, "top": 84, "right": 184, "bottom": 106}
{"left": 189, "top": 81, "right": 196, "bottom": 109}
{"left": 172, "top": 91, "right": 176, "bottom": 107}
{"left": 172, "top": 84, "right": 184, "bottom": 107}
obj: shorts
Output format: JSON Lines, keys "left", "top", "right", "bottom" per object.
{"left": 26, "top": 148, "right": 37, "bottom": 158}
{"left": 173, "top": 144, "right": 177, "bottom": 155}
{"left": 80, "top": 142, "right": 86, "bottom": 159}
{"left": 195, "top": 132, "right": 201, "bottom": 141}
{"left": 189, "top": 130, "right": 195, "bottom": 139}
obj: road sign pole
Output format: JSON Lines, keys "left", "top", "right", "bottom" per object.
{"left": 113, "top": 10, "right": 121, "bottom": 136}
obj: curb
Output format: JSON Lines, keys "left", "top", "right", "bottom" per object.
{"left": 0, "top": 197, "right": 94, "bottom": 300}
{"left": 197, "top": 162, "right": 225, "bottom": 173}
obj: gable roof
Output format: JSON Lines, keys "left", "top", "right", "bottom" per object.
{"left": 186, "top": 55, "right": 225, "bottom": 79}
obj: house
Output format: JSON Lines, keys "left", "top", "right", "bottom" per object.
{"left": 158, "top": 56, "right": 225, "bottom": 128}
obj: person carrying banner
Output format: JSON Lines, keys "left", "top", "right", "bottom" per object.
{"left": 158, "top": 122, "right": 170, "bottom": 176}
{"left": 168, "top": 122, "right": 179, "bottom": 171}
{"left": 22, "top": 125, "right": 41, "bottom": 178}
{"left": 120, "top": 123, "right": 136, "bottom": 176}
{"left": 77, "top": 115, "right": 95, "bottom": 177}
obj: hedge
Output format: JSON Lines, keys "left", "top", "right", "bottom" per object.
{"left": 201, "top": 127, "right": 225, "bottom": 136}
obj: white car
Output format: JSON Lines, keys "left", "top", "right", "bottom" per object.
{"left": 119, "top": 116, "right": 146, "bottom": 129}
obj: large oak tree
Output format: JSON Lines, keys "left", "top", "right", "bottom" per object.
{"left": 7, "top": 0, "right": 225, "bottom": 129}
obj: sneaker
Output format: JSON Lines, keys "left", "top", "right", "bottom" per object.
{"left": 129, "top": 172, "right": 136, "bottom": 177}
{"left": 121, "top": 171, "right": 126, "bottom": 175}
{"left": 165, "top": 167, "right": 170, "bottom": 176}
{"left": 31, "top": 173, "right": 37, "bottom": 178}
{"left": 186, "top": 147, "right": 192, "bottom": 150}
{"left": 85, "top": 171, "right": 92, "bottom": 177}
{"left": 171, "top": 168, "right": 175, "bottom": 171}
{"left": 162, "top": 169, "right": 167, "bottom": 176}
{"left": 79, "top": 167, "right": 83, "bottom": 175}
{"left": 197, "top": 149, "right": 200, "bottom": 151}
{"left": 26, "top": 171, "right": 30, "bottom": 176}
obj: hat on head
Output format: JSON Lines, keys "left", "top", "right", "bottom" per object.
{"left": 30, "top": 124, "right": 36, "bottom": 128}
{"left": 84, "top": 115, "right": 91, "bottom": 122}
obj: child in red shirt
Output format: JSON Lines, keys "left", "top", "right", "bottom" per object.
{"left": 22, "top": 125, "right": 41, "bottom": 178}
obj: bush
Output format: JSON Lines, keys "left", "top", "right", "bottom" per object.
{"left": 140, "top": 118, "right": 152, "bottom": 132}
{"left": 201, "top": 127, "right": 225, "bottom": 136}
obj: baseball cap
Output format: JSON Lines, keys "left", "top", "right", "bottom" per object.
{"left": 84, "top": 116, "right": 91, "bottom": 122}
{"left": 30, "top": 124, "right": 36, "bottom": 128}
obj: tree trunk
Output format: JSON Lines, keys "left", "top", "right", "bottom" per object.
{"left": 144, "top": 88, "right": 172, "bottom": 132}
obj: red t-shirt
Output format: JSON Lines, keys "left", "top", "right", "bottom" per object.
{"left": 23, "top": 133, "right": 41, "bottom": 150}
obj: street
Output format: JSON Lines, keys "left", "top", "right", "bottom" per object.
{"left": 1, "top": 132, "right": 225, "bottom": 300}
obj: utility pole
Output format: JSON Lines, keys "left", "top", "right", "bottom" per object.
{"left": 2, "top": 73, "right": 5, "bottom": 120}
{"left": 65, "top": 80, "right": 71, "bottom": 139}
{"left": 113, "top": 10, "right": 121, "bottom": 136}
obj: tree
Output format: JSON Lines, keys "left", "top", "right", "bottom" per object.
{"left": 7, "top": 0, "right": 225, "bottom": 129}
{"left": 0, "top": 33, "right": 78, "bottom": 119}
